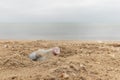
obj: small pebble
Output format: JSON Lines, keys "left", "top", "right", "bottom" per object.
{"left": 4, "top": 45, "right": 8, "bottom": 48}
{"left": 71, "top": 72, "right": 76, "bottom": 77}
{"left": 109, "top": 54, "right": 115, "bottom": 58}
{"left": 70, "top": 64, "right": 79, "bottom": 71}
{"left": 60, "top": 73, "right": 69, "bottom": 79}
{"left": 80, "top": 64, "right": 84, "bottom": 67}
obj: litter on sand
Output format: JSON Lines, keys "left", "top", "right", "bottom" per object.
{"left": 28, "top": 47, "right": 60, "bottom": 61}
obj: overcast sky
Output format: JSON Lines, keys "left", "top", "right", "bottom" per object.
{"left": 0, "top": 0, "right": 119, "bottom": 23}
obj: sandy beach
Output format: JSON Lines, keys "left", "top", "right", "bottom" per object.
{"left": 0, "top": 40, "right": 120, "bottom": 80}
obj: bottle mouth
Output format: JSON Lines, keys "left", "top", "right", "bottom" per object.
{"left": 52, "top": 47, "right": 60, "bottom": 55}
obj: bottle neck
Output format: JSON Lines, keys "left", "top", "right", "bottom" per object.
{"left": 38, "top": 49, "right": 53, "bottom": 54}
{"left": 44, "top": 49, "right": 53, "bottom": 54}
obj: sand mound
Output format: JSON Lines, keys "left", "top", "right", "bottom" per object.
{"left": 0, "top": 40, "right": 120, "bottom": 80}
{"left": 0, "top": 54, "right": 32, "bottom": 68}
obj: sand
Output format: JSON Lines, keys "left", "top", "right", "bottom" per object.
{"left": 0, "top": 40, "right": 120, "bottom": 80}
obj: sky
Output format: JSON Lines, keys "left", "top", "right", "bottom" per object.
{"left": 0, "top": 0, "right": 120, "bottom": 23}
{"left": 0, "top": 0, "right": 120, "bottom": 40}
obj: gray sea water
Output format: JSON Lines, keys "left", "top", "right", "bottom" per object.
{"left": 0, "top": 23, "right": 120, "bottom": 40}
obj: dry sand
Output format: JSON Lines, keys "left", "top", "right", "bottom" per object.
{"left": 0, "top": 40, "right": 120, "bottom": 80}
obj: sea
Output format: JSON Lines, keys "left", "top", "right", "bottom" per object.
{"left": 0, "top": 23, "right": 120, "bottom": 40}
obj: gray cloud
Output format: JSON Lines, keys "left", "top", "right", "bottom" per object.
{"left": 0, "top": 0, "right": 120, "bottom": 23}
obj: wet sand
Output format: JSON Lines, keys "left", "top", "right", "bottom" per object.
{"left": 0, "top": 40, "right": 120, "bottom": 80}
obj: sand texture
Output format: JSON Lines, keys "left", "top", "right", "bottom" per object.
{"left": 0, "top": 40, "right": 120, "bottom": 80}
